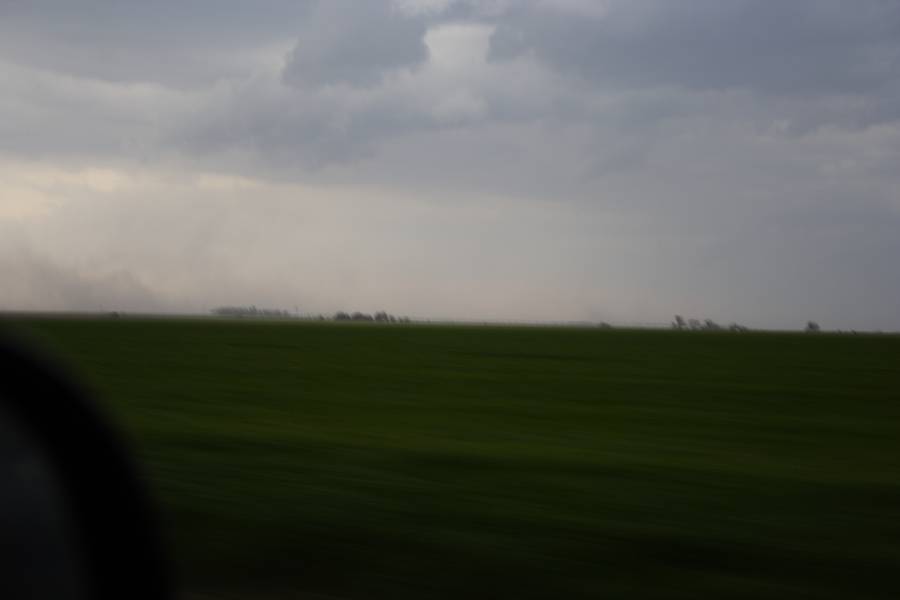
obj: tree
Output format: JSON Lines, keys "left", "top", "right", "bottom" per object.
{"left": 673, "top": 315, "right": 686, "bottom": 330}
{"left": 688, "top": 319, "right": 702, "bottom": 331}
{"left": 805, "top": 321, "right": 821, "bottom": 333}
{"left": 703, "top": 319, "right": 721, "bottom": 331}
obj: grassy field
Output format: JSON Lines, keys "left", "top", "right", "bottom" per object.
{"left": 12, "top": 317, "right": 900, "bottom": 599}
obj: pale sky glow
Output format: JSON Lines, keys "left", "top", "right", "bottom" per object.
{"left": 2, "top": 0, "right": 899, "bottom": 329}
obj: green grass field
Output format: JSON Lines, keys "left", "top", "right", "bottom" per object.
{"left": 13, "top": 318, "right": 900, "bottom": 599}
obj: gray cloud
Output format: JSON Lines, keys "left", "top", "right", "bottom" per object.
{"left": 283, "top": 1, "right": 428, "bottom": 87}
{"left": 490, "top": 0, "right": 900, "bottom": 96}
{"left": 0, "top": 0, "right": 313, "bottom": 87}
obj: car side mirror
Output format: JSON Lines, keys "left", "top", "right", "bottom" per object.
{"left": 0, "top": 334, "right": 172, "bottom": 600}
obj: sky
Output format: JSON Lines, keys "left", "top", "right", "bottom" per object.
{"left": 2, "top": 0, "right": 899, "bottom": 329}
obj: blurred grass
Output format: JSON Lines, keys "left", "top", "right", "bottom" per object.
{"left": 15, "top": 318, "right": 900, "bottom": 599}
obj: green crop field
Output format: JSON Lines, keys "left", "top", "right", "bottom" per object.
{"left": 12, "top": 318, "right": 900, "bottom": 599}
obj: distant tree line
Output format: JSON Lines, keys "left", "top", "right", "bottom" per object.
{"left": 212, "top": 306, "right": 292, "bottom": 318}
{"left": 212, "top": 306, "right": 412, "bottom": 323}
{"left": 333, "top": 311, "right": 410, "bottom": 323}
{"left": 671, "top": 315, "right": 749, "bottom": 332}
{"left": 672, "top": 315, "right": 832, "bottom": 333}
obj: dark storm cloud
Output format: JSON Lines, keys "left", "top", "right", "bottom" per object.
{"left": 283, "top": 0, "right": 429, "bottom": 87}
{"left": 0, "top": 0, "right": 314, "bottom": 86}
{"left": 490, "top": 0, "right": 900, "bottom": 95}
{"left": 3, "top": 0, "right": 898, "bottom": 169}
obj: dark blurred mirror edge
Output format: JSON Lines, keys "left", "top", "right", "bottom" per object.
{"left": 1, "top": 315, "right": 174, "bottom": 600}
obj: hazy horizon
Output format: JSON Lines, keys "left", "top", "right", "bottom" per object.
{"left": 3, "top": 1, "right": 899, "bottom": 331}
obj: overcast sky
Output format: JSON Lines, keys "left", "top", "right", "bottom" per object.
{"left": 2, "top": 0, "right": 899, "bottom": 329}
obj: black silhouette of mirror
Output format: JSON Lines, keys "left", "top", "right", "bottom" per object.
{"left": 0, "top": 400, "right": 89, "bottom": 599}
{"left": 0, "top": 334, "right": 171, "bottom": 600}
